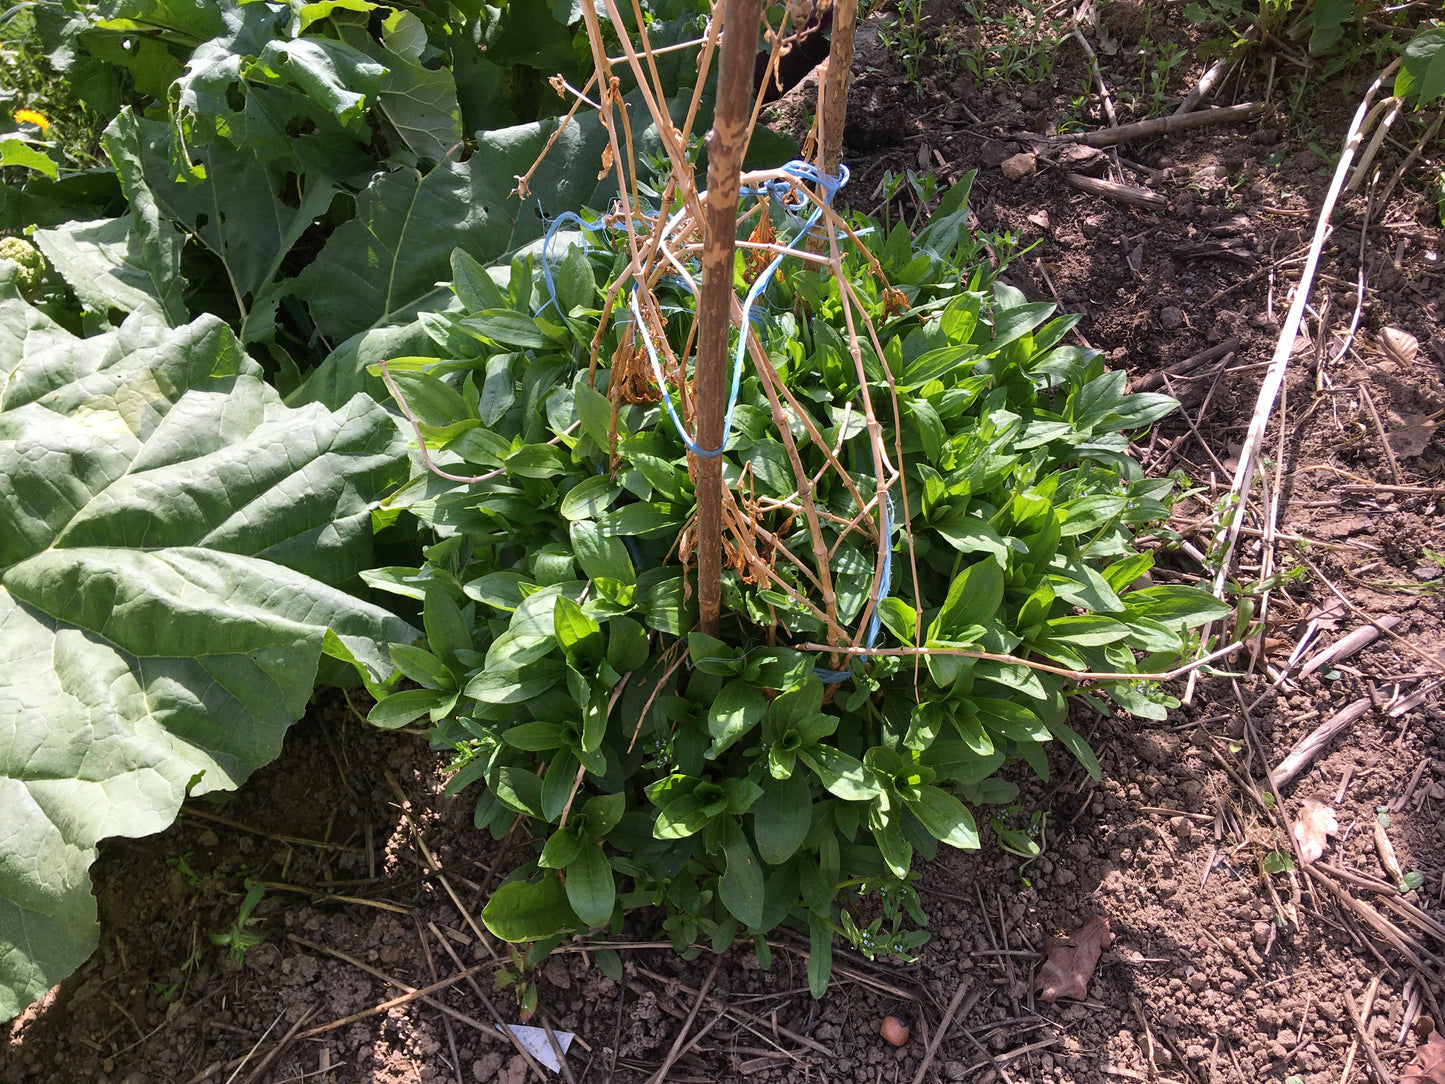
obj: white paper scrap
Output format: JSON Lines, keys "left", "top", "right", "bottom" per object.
{"left": 498, "top": 1023, "right": 575, "bottom": 1072}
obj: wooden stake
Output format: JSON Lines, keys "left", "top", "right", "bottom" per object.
{"left": 695, "top": 0, "right": 763, "bottom": 635}
{"left": 820, "top": 0, "right": 857, "bottom": 181}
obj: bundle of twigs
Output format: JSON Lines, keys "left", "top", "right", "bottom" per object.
{"left": 516, "top": 0, "right": 899, "bottom": 662}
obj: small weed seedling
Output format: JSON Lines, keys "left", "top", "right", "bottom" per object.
{"left": 210, "top": 879, "right": 267, "bottom": 966}
{"left": 878, "top": 0, "right": 929, "bottom": 96}
{"left": 168, "top": 851, "right": 203, "bottom": 887}
{"left": 494, "top": 945, "right": 542, "bottom": 1020}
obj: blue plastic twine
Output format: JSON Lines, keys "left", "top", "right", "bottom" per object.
{"left": 632, "top": 159, "right": 849, "bottom": 459}
{"left": 813, "top": 494, "right": 894, "bottom": 682}
{"left": 541, "top": 162, "right": 890, "bottom": 681}
{"left": 539, "top": 206, "right": 614, "bottom": 319}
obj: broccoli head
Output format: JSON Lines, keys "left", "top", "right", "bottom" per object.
{"left": 0, "top": 236, "right": 45, "bottom": 296}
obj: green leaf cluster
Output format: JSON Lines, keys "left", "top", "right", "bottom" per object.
{"left": 367, "top": 180, "right": 1230, "bottom": 994}
{"left": 9, "top": 0, "right": 719, "bottom": 400}
{"left": 0, "top": 0, "right": 725, "bottom": 1021}
{"left": 0, "top": 273, "right": 415, "bottom": 1019}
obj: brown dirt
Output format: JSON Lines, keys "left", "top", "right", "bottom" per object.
{"left": 6, "top": 3, "right": 1445, "bottom": 1082}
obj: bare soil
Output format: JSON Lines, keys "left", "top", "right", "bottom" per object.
{"left": 6, "top": 4, "right": 1444, "bottom": 1082}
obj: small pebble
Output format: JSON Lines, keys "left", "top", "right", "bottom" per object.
{"left": 1160, "top": 306, "right": 1184, "bottom": 330}
{"left": 1000, "top": 152, "right": 1037, "bottom": 181}
{"left": 880, "top": 1014, "right": 911, "bottom": 1046}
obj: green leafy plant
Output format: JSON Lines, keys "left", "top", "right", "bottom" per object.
{"left": 993, "top": 806, "right": 1047, "bottom": 883}
{"left": 9, "top": 0, "right": 718, "bottom": 401}
{"left": 494, "top": 944, "right": 544, "bottom": 1019}
{"left": 1262, "top": 849, "right": 1295, "bottom": 875}
{"left": 364, "top": 172, "right": 1230, "bottom": 996}
{"left": 878, "top": 0, "right": 929, "bottom": 95}
{"left": 1136, "top": 37, "right": 1187, "bottom": 117}
{"left": 0, "top": 0, "right": 738, "bottom": 1024}
{"left": 951, "top": 0, "right": 1071, "bottom": 89}
{"left": 210, "top": 879, "right": 267, "bottom": 965}
{"left": 0, "top": 269, "right": 415, "bottom": 1019}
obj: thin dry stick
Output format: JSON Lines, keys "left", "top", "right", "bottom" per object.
{"left": 1071, "top": 25, "right": 1118, "bottom": 128}
{"left": 1346, "top": 985, "right": 1393, "bottom": 1084}
{"left": 1269, "top": 697, "right": 1372, "bottom": 788}
{"left": 1175, "top": 23, "right": 1259, "bottom": 115}
{"left": 1131, "top": 336, "right": 1243, "bottom": 392}
{"left": 1294, "top": 549, "right": 1444, "bottom": 674}
{"left": 385, "top": 773, "right": 497, "bottom": 958}
{"left": 1346, "top": 96, "right": 1403, "bottom": 193}
{"left": 909, "top": 983, "right": 983, "bottom": 1084}
{"left": 1357, "top": 383, "right": 1402, "bottom": 485}
{"left": 1376, "top": 107, "right": 1444, "bottom": 209}
{"left": 1298, "top": 616, "right": 1401, "bottom": 679}
{"left": 424, "top": 920, "right": 560, "bottom": 1076}
{"left": 1209, "top": 60, "right": 1400, "bottom": 603}
{"left": 1051, "top": 101, "right": 1267, "bottom": 146}
{"left": 636, "top": 963, "right": 844, "bottom": 1053}
{"left": 1062, "top": 172, "right": 1171, "bottom": 209}
{"left": 1340, "top": 975, "right": 1382, "bottom": 1084}
{"left": 221, "top": 1007, "right": 286, "bottom": 1084}
{"left": 236, "top": 1004, "right": 316, "bottom": 1084}
{"left": 413, "top": 915, "right": 465, "bottom": 1084}
{"left": 291, "top": 934, "right": 552, "bottom": 1081}
{"left": 645, "top": 956, "right": 722, "bottom": 1084}
{"left": 293, "top": 960, "right": 491, "bottom": 1035}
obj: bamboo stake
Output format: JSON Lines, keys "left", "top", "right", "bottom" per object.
{"left": 695, "top": 0, "right": 764, "bottom": 635}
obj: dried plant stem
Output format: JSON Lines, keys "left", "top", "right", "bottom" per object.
{"left": 1209, "top": 60, "right": 1399, "bottom": 602}
{"left": 1072, "top": 25, "right": 1118, "bottom": 128}
{"left": 796, "top": 639, "right": 1242, "bottom": 683}
{"left": 1174, "top": 24, "right": 1258, "bottom": 115}
{"left": 1376, "top": 107, "right": 1444, "bottom": 210}
{"left": 1357, "top": 383, "right": 1402, "bottom": 485}
{"left": 1053, "top": 102, "right": 1267, "bottom": 147}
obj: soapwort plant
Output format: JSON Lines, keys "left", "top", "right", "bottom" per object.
{"left": 362, "top": 1, "right": 1232, "bottom": 997}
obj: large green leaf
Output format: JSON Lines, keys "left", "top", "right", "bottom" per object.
{"left": 111, "top": 110, "right": 339, "bottom": 329}
{"left": 337, "top": 8, "right": 464, "bottom": 162}
{"left": 292, "top": 155, "right": 516, "bottom": 341}
{"left": 0, "top": 293, "right": 413, "bottom": 1021}
{"left": 32, "top": 215, "right": 178, "bottom": 320}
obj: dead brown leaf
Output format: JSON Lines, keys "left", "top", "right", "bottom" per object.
{"left": 1036, "top": 915, "right": 1111, "bottom": 1002}
{"left": 1380, "top": 326, "right": 1421, "bottom": 366}
{"left": 1403, "top": 1018, "right": 1445, "bottom": 1082}
{"left": 1387, "top": 413, "right": 1439, "bottom": 459}
{"left": 1292, "top": 797, "right": 1338, "bottom": 863}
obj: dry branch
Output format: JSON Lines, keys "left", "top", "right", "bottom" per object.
{"left": 1298, "top": 616, "right": 1401, "bottom": 679}
{"left": 821, "top": 0, "right": 858, "bottom": 179}
{"left": 1270, "top": 697, "right": 1372, "bottom": 788}
{"left": 1062, "top": 172, "right": 1171, "bottom": 210}
{"left": 1209, "top": 61, "right": 1400, "bottom": 601}
{"left": 1053, "top": 102, "right": 1267, "bottom": 147}
{"left": 1131, "top": 336, "right": 1243, "bottom": 392}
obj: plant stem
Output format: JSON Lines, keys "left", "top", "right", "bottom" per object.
{"left": 695, "top": 0, "right": 763, "bottom": 635}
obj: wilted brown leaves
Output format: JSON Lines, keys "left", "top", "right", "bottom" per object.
{"left": 1036, "top": 915, "right": 1111, "bottom": 1003}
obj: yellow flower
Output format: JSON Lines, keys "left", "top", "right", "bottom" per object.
{"left": 12, "top": 109, "right": 50, "bottom": 132}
